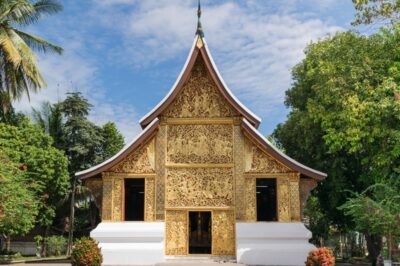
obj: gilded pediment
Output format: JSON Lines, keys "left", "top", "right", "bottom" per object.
{"left": 110, "top": 138, "right": 156, "bottom": 173}
{"left": 163, "top": 57, "right": 237, "bottom": 119}
{"left": 244, "top": 138, "right": 292, "bottom": 173}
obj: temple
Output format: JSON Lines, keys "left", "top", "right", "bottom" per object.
{"left": 76, "top": 4, "right": 326, "bottom": 265}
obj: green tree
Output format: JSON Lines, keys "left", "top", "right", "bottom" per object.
{"left": 0, "top": 119, "right": 70, "bottom": 228}
{"left": 0, "top": 0, "right": 63, "bottom": 114}
{"left": 0, "top": 152, "right": 39, "bottom": 251}
{"left": 101, "top": 122, "right": 124, "bottom": 160}
{"left": 273, "top": 28, "right": 400, "bottom": 261}
{"left": 352, "top": 0, "right": 400, "bottom": 25}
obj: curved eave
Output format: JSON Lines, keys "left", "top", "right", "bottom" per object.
{"left": 241, "top": 118, "right": 327, "bottom": 181}
{"left": 75, "top": 118, "right": 160, "bottom": 179}
{"left": 139, "top": 35, "right": 261, "bottom": 129}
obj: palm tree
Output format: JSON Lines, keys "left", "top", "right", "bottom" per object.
{"left": 0, "top": 0, "right": 63, "bottom": 114}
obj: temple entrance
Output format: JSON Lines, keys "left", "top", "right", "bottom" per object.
{"left": 188, "top": 211, "right": 212, "bottom": 254}
{"left": 124, "top": 178, "right": 145, "bottom": 221}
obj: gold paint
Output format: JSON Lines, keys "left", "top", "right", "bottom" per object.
{"left": 167, "top": 124, "right": 233, "bottom": 164}
{"left": 101, "top": 175, "right": 113, "bottom": 221}
{"left": 155, "top": 125, "right": 167, "bottom": 220}
{"left": 145, "top": 178, "right": 155, "bottom": 221}
{"left": 111, "top": 138, "right": 156, "bottom": 173}
{"left": 163, "top": 57, "right": 237, "bottom": 119}
{"left": 277, "top": 178, "right": 290, "bottom": 222}
{"left": 244, "top": 178, "right": 256, "bottom": 221}
{"left": 165, "top": 163, "right": 234, "bottom": 168}
{"left": 166, "top": 168, "right": 234, "bottom": 208}
{"left": 196, "top": 36, "right": 203, "bottom": 48}
{"left": 165, "top": 210, "right": 188, "bottom": 255}
{"left": 111, "top": 173, "right": 157, "bottom": 178}
{"left": 163, "top": 117, "right": 238, "bottom": 125}
{"left": 290, "top": 175, "right": 301, "bottom": 221}
{"left": 233, "top": 125, "right": 245, "bottom": 220}
{"left": 112, "top": 178, "right": 123, "bottom": 221}
{"left": 212, "top": 210, "right": 236, "bottom": 256}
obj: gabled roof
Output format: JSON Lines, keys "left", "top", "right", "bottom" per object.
{"left": 241, "top": 118, "right": 327, "bottom": 181}
{"left": 139, "top": 36, "right": 261, "bottom": 129}
{"left": 75, "top": 118, "right": 159, "bottom": 179}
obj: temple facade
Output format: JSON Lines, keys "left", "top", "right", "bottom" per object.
{"left": 76, "top": 22, "right": 326, "bottom": 266}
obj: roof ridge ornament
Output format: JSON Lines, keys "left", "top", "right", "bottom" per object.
{"left": 196, "top": 0, "right": 204, "bottom": 38}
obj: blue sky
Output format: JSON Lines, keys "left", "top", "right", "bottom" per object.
{"left": 15, "top": 0, "right": 356, "bottom": 141}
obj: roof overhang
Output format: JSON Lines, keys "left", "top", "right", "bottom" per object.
{"left": 75, "top": 118, "right": 160, "bottom": 179}
{"left": 241, "top": 118, "right": 327, "bottom": 181}
{"left": 139, "top": 36, "right": 261, "bottom": 129}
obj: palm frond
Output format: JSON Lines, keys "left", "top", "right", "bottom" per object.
{"left": 0, "top": 27, "right": 22, "bottom": 68}
{"left": 14, "top": 29, "right": 63, "bottom": 54}
{"left": 0, "top": 0, "right": 37, "bottom": 26}
{"left": 33, "top": 0, "right": 63, "bottom": 16}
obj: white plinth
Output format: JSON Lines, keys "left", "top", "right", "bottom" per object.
{"left": 236, "top": 222, "right": 315, "bottom": 266}
{"left": 90, "top": 222, "right": 165, "bottom": 265}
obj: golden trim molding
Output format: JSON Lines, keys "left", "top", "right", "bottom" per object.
{"left": 161, "top": 117, "right": 240, "bottom": 125}
{"left": 166, "top": 163, "right": 234, "bottom": 168}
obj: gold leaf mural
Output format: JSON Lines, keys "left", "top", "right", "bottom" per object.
{"left": 165, "top": 210, "right": 188, "bottom": 255}
{"left": 145, "top": 178, "right": 155, "bottom": 221}
{"left": 278, "top": 178, "right": 290, "bottom": 222}
{"left": 212, "top": 210, "right": 236, "bottom": 256}
{"left": 112, "top": 178, "right": 123, "bottom": 221}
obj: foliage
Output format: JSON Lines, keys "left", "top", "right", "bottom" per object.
{"left": 0, "top": 0, "right": 63, "bottom": 112}
{"left": 71, "top": 237, "right": 102, "bottom": 266}
{"left": 305, "top": 247, "right": 335, "bottom": 266}
{"left": 304, "top": 195, "right": 330, "bottom": 245}
{"left": 0, "top": 120, "right": 69, "bottom": 227}
{"left": 0, "top": 152, "right": 39, "bottom": 237}
{"left": 273, "top": 27, "right": 400, "bottom": 260}
{"left": 352, "top": 0, "right": 400, "bottom": 25}
{"left": 47, "top": 235, "right": 67, "bottom": 256}
{"left": 101, "top": 122, "right": 124, "bottom": 160}
{"left": 339, "top": 183, "right": 400, "bottom": 259}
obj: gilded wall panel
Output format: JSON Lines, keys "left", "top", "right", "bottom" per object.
{"left": 111, "top": 138, "right": 155, "bottom": 174}
{"left": 112, "top": 178, "right": 123, "bottom": 221}
{"left": 163, "top": 58, "right": 237, "bottom": 119}
{"left": 233, "top": 126, "right": 245, "bottom": 220}
{"left": 101, "top": 176, "right": 113, "bottom": 221}
{"left": 212, "top": 210, "right": 236, "bottom": 256}
{"left": 290, "top": 176, "right": 301, "bottom": 221}
{"left": 244, "top": 177, "right": 256, "bottom": 221}
{"left": 145, "top": 178, "right": 155, "bottom": 221}
{"left": 155, "top": 125, "right": 167, "bottom": 220}
{"left": 277, "top": 178, "right": 291, "bottom": 222}
{"left": 85, "top": 178, "right": 102, "bottom": 211}
{"left": 244, "top": 139, "right": 291, "bottom": 173}
{"left": 167, "top": 124, "right": 233, "bottom": 164}
{"left": 165, "top": 210, "right": 188, "bottom": 255}
{"left": 166, "top": 168, "right": 234, "bottom": 208}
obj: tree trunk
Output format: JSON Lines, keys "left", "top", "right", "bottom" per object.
{"left": 67, "top": 176, "right": 76, "bottom": 256}
{"left": 5, "top": 235, "right": 10, "bottom": 252}
{"left": 365, "top": 232, "right": 382, "bottom": 265}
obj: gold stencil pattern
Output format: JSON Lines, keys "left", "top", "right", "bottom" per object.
{"left": 290, "top": 176, "right": 301, "bottom": 221}
{"left": 233, "top": 126, "right": 245, "bottom": 220}
{"left": 145, "top": 178, "right": 155, "bottom": 221}
{"left": 155, "top": 126, "right": 167, "bottom": 220}
{"left": 212, "top": 210, "right": 236, "bottom": 255}
{"left": 165, "top": 210, "right": 187, "bottom": 255}
{"left": 244, "top": 178, "right": 256, "bottom": 221}
{"left": 167, "top": 124, "right": 233, "bottom": 164}
{"left": 112, "top": 178, "right": 123, "bottom": 221}
{"left": 163, "top": 58, "right": 237, "bottom": 119}
{"left": 166, "top": 168, "right": 234, "bottom": 208}
{"left": 278, "top": 178, "right": 290, "bottom": 222}
{"left": 102, "top": 177, "right": 113, "bottom": 221}
{"left": 244, "top": 139, "right": 291, "bottom": 173}
{"left": 111, "top": 139, "right": 155, "bottom": 173}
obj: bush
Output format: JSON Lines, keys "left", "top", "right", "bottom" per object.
{"left": 47, "top": 235, "right": 67, "bottom": 256}
{"left": 71, "top": 237, "right": 102, "bottom": 266}
{"left": 306, "top": 247, "right": 335, "bottom": 266}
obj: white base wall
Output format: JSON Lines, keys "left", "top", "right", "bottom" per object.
{"left": 236, "top": 222, "right": 315, "bottom": 266}
{"left": 90, "top": 222, "right": 165, "bottom": 265}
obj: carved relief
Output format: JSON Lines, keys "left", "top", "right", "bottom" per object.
{"left": 85, "top": 178, "right": 102, "bottom": 211}
{"left": 163, "top": 57, "right": 237, "bottom": 119}
{"left": 212, "top": 210, "right": 236, "bottom": 256}
{"left": 166, "top": 168, "right": 234, "bottom": 208}
{"left": 278, "top": 178, "right": 290, "bottom": 222}
{"left": 101, "top": 176, "right": 113, "bottom": 221}
{"left": 112, "top": 178, "right": 123, "bottom": 221}
{"left": 111, "top": 138, "right": 155, "bottom": 173}
{"left": 233, "top": 126, "right": 245, "bottom": 220}
{"left": 244, "top": 139, "right": 291, "bottom": 173}
{"left": 167, "top": 125, "right": 233, "bottom": 164}
{"left": 165, "top": 210, "right": 187, "bottom": 255}
{"left": 145, "top": 178, "right": 155, "bottom": 221}
{"left": 155, "top": 126, "right": 167, "bottom": 220}
{"left": 244, "top": 178, "right": 256, "bottom": 221}
{"left": 300, "top": 178, "right": 317, "bottom": 218}
{"left": 290, "top": 175, "right": 301, "bottom": 221}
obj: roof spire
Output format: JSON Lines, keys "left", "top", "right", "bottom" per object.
{"left": 196, "top": 0, "right": 204, "bottom": 38}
